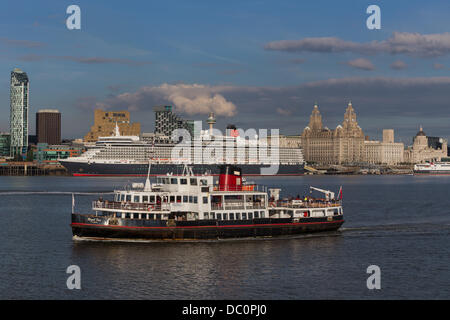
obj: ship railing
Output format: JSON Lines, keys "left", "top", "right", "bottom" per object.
{"left": 211, "top": 202, "right": 265, "bottom": 210}
{"left": 269, "top": 200, "right": 341, "bottom": 209}
{"left": 92, "top": 201, "right": 170, "bottom": 212}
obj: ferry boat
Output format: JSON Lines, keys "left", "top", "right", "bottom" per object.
{"left": 60, "top": 123, "right": 305, "bottom": 177}
{"left": 71, "top": 165, "right": 344, "bottom": 241}
{"left": 413, "top": 161, "right": 450, "bottom": 175}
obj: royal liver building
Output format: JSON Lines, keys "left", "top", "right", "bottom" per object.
{"left": 10, "top": 68, "right": 29, "bottom": 157}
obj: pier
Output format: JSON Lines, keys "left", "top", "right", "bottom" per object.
{"left": 0, "top": 162, "right": 68, "bottom": 176}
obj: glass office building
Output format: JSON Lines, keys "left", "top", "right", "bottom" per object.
{"left": 10, "top": 68, "right": 29, "bottom": 157}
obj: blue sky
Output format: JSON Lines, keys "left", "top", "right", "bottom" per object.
{"left": 1, "top": 0, "right": 450, "bottom": 144}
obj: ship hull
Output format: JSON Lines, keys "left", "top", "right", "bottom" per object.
{"left": 71, "top": 214, "right": 343, "bottom": 241}
{"left": 61, "top": 161, "right": 304, "bottom": 176}
{"left": 413, "top": 170, "right": 450, "bottom": 175}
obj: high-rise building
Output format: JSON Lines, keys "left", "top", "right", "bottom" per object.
{"left": 84, "top": 109, "right": 140, "bottom": 142}
{"left": 0, "top": 133, "right": 10, "bottom": 157}
{"left": 36, "top": 109, "right": 61, "bottom": 145}
{"left": 10, "top": 68, "right": 29, "bottom": 157}
{"left": 153, "top": 105, "right": 194, "bottom": 138}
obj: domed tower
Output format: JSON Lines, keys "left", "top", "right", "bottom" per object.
{"left": 207, "top": 112, "right": 216, "bottom": 135}
{"left": 413, "top": 126, "right": 428, "bottom": 149}
{"left": 308, "top": 103, "right": 323, "bottom": 131}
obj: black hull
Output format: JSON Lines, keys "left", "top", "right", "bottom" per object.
{"left": 413, "top": 170, "right": 450, "bottom": 175}
{"left": 61, "top": 161, "right": 304, "bottom": 176}
{"left": 71, "top": 214, "right": 344, "bottom": 241}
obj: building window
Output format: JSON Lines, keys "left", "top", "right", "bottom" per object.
{"left": 203, "top": 196, "right": 208, "bottom": 204}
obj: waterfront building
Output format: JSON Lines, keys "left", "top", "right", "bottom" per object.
{"left": 301, "top": 102, "right": 365, "bottom": 164}
{"left": 10, "top": 68, "right": 29, "bottom": 157}
{"left": 34, "top": 143, "right": 83, "bottom": 164}
{"left": 84, "top": 109, "right": 140, "bottom": 142}
{"left": 0, "top": 133, "right": 10, "bottom": 157}
{"left": 404, "top": 127, "right": 447, "bottom": 163}
{"left": 36, "top": 109, "right": 61, "bottom": 145}
{"left": 363, "top": 129, "right": 404, "bottom": 165}
{"left": 153, "top": 105, "right": 194, "bottom": 138}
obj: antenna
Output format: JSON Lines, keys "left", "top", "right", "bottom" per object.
{"left": 144, "top": 160, "right": 152, "bottom": 191}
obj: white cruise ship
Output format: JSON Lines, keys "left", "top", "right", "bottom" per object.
{"left": 60, "top": 124, "right": 305, "bottom": 176}
{"left": 413, "top": 161, "right": 450, "bottom": 175}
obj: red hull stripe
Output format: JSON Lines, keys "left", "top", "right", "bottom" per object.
{"left": 71, "top": 220, "right": 343, "bottom": 230}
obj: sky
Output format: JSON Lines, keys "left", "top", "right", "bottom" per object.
{"left": 1, "top": 0, "right": 450, "bottom": 145}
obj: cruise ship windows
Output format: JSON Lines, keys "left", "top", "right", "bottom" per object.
{"left": 248, "top": 212, "right": 253, "bottom": 219}
{"left": 171, "top": 178, "right": 177, "bottom": 184}
{"left": 223, "top": 213, "right": 228, "bottom": 220}
{"left": 126, "top": 195, "right": 131, "bottom": 202}
{"left": 210, "top": 212, "right": 215, "bottom": 219}
{"left": 254, "top": 211, "right": 259, "bottom": 218}
{"left": 204, "top": 212, "right": 209, "bottom": 219}
{"left": 120, "top": 194, "right": 125, "bottom": 201}
{"left": 203, "top": 196, "right": 208, "bottom": 204}
{"left": 242, "top": 212, "right": 247, "bottom": 219}
{"left": 217, "top": 213, "right": 222, "bottom": 220}
{"left": 143, "top": 196, "right": 149, "bottom": 202}
{"left": 200, "top": 179, "right": 207, "bottom": 186}
{"left": 170, "top": 196, "right": 175, "bottom": 202}
{"left": 180, "top": 179, "right": 187, "bottom": 185}
{"left": 150, "top": 196, "right": 155, "bottom": 203}
{"left": 236, "top": 213, "right": 241, "bottom": 220}
{"left": 190, "top": 178, "right": 197, "bottom": 185}
{"left": 229, "top": 213, "right": 235, "bottom": 220}
{"left": 134, "top": 195, "right": 139, "bottom": 202}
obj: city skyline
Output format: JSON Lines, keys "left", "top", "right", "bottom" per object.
{"left": 1, "top": 1, "right": 450, "bottom": 144}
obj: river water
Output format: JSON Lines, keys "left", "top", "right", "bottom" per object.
{"left": 0, "top": 175, "right": 448, "bottom": 299}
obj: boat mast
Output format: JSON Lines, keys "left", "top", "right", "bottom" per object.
{"left": 144, "top": 160, "right": 152, "bottom": 191}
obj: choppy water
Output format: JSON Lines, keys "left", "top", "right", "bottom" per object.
{"left": 0, "top": 175, "right": 448, "bottom": 299}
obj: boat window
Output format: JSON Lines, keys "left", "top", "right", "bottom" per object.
{"left": 150, "top": 196, "right": 155, "bottom": 203}
{"left": 254, "top": 211, "right": 259, "bottom": 218}
{"left": 229, "top": 213, "right": 235, "bottom": 220}
{"left": 177, "top": 195, "right": 182, "bottom": 203}
{"left": 180, "top": 179, "right": 187, "bottom": 185}
{"left": 193, "top": 196, "right": 198, "bottom": 204}
{"left": 171, "top": 178, "right": 178, "bottom": 184}
{"left": 126, "top": 195, "right": 131, "bottom": 202}
{"left": 203, "top": 196, "right": 208, "bottom": 204}
{"left": 143, "top": 196, "right": 149, "bottom": 202}
{"left": 183, "top": 195, "right": 188, "bottom": 203}
{"left": 242, "top": 212, "right": 247, "bottom": 220}
{"left": 236, "top": 212, "right": 241, "bottom": 220}
{"left": 125, "top": 213, "right": 131, "bottom": 219}
{"left": 190, "top": 178, "right": 197, "bottom": 185}
{"left": 149, "top": 214, "right": 154, "bottom": 220}
{"left": 134, "top": 195, "right": 139, "bottom": 202}
{"left": 170, "top": 196, "right": 175, "bottom": 203}
{"left": 116, "top": 213, "right": 121, "bottom": 218}
{"left": 156, "top": 178, "right": 161, "bottom": 184}
{"left": 200, "top": 179, "right": 207, "bottom": 186}
{"left": 223, "top": 213, "right": 228, "bottom": 220}
{"left": 217, "top": 213, "right": 222, "bottom": 220}
{"left": 248, "top": 212, "right": 253, "bottom": 219}
{"left": 260, "top": 211, "right": 265, "bottom": 218}
{"left": 120, "top": 194, "right": 125, "bottom": 201}
{"left": 204, "top": 212, "right": 209, "bottom": 219}
{"left": 210, "top": 212, "right": 215, "bottom": 219}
